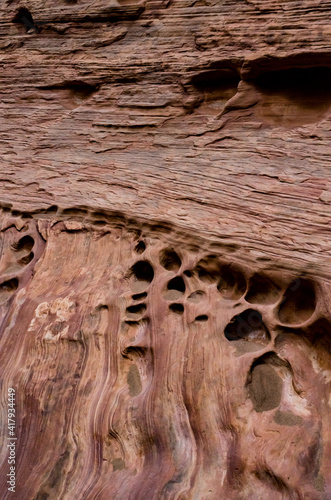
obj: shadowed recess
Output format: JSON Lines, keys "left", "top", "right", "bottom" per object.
{"left": 255, "top": 67, "right": 331, "bottom": 126}
{"left": 126, "top": 303, "right": 146, "bottom": 319}
{"left": 131, "top": 261, "right": 154, "bottom": 283}
{"left": 169, "top": 303, "right": 184, "bottom": 315}
{"left": 188, "top": 290, "right": 204, "bottom": 303}
{"left": 18, "top": 252, "right": 34, "bottom": 266}
{"left": 167, "top": 276, "right": 185, "bottom": 293}
{"left": 132, "top": 292, "right": 147, "bottom": 301}
{"left": 254, "top": 468, "right": 292, "bottom": 496}
{"left": 40, "top": 81, "right": 98, "bottom": 100}
{"left": 0, "top": 278, "right": 19, "bottom": 292}
{"left": 195, "top": 315, "right": 208, "bottom": 322}
{"left": 217, "top": 265, "right": 246, "bottom": 300}
{"left": 134, "top": 241, "right": 146, "bottom": 254}
{"left": 245, "top": 273, "right": 281, "bottom": 305}
{"left": 224, "top": 309, "right": 270, "bottom": 345}
{"left": 278, "top": 278, "right": 316, "bottom": 325}
{"left": 159, "top": 248, "right": 181, "bottom": 271}
{"left": 247, "top": 353, "right": 286, "bottom": 412}
{"left": 12, "top": 7, "right": 37, "bottom": 32}
{"left": 163, "top": 276, "right": 186, "bottom": 300}
{"left": 196, "top": 255, "right": 220, "bottom": 283}
{"left": 12, "top": 235, "right": 34, "bottom": 252}
{"left": 190, "top": 68, "right": 240, "bottom": 102}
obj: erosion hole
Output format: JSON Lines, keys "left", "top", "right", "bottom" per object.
{"left": 126, "top": 304, "right": 146, "bottom": 319}
{"left": 132, "top": 292, "right": 147, "bottom": 301}
{"left": 278, "top": 278, "right": 316, "bottom": 325}
{"left": 169, "top": 303, "right": 184, "bottom": 315}
{"left": 18, "top": 252, "right": 34, "bottom": 266}
{"left": 218, "top": 265, "right": 246, "bottom": 300}
{"left": 0, "top": 278, "right": 19, "bottom": 292}
{"left": 188, "top": 290, "right": 204, "bottom": 303}
{"left": 167, "top": 276, "right": 185, "bottom": 293}
{"left": 12, "top": 235, "right": 34, "bottom": 252}
{"left": 245, "top": 273, "right": 281, "bottom": 305}
{"left": 159, "top": 248, "right": 181, "bottom": 272}
{"left": 164, "top": 276, "right": 186, "bottom": 300}
{"left": 195, "top": 315, "right": 208, "bottom": 322}
{"left": 247, "top": 358, "right": 283, "bottom": 412}
{"left": 12, "top": 8, "right": 37, "bottom": 32}
{"left": 134, "top": 241, "right": 146, "bottom": 254}
{"left": 224, "top": 309, "right": 270, "bottom": 344}
{"left": 196, "top": 255, "right": 220, "bottom": 283}
{"left": 131, "top": 261, "right": 154, "bottom": 283}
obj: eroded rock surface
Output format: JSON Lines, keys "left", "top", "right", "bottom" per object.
{"left": 0, "top": 212, "right": 329, "bottom": 499}
{"left": 0, "top": 0, "right": 331, "bottom": 498}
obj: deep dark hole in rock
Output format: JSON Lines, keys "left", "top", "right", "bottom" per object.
{"left": 62, "top": 207, "right": 88, "bottom": 216}
{"left": 167, "top": 276, "right": 185, "bottom": 293}
{"left": 135, "top": 241, "right": 146, "bottom": 254}
{"left": 132, "top": 292, "right": 148, "bottom": 301}
{"left": 247, "top": 353, "right": 286, "bottom": 412}
{"left": 18, "top": 252, "right": 34, "bottom": 266}
{"left": 245, "top": 273, "right": 281, "bottom": 305}
{"left": 217, "top": 265, "right": 246, "bottom": 300}
{"left": 12, "top": 235, "right": 34, "bottom": 252}
{"left": 126, "top": 304, "right": 146, "bottom": 315}
{"left": 44, "top": 205, "right": 58, "bottom": 213}
{"left": 256, "top": 67, "right": 331, "bottom": 108}
{"left": 40, "top": 81, "right": 98, "bottom": 100}
{"left": 256, "top": 66, "right": 331, "bottom": 92}
{"left": 160, "top": 249, "right": 181, "bottom": 271}
{"left": 224, "top": 309, "right": 270, "bottom": 343}
{"left": 12, "top": 8, "right": 37, "bottom": 32}
{"left": 169, "top": 303, "right": 184, "bottom": 315}
{"left": 195, "top": 315, "right": 208, "bottom": 322}
{"left": 131, "top": 261, "right": 154, "bottom": 283}
{"left": 189, "top": 69, "right": 240, "bottom": 104}
{"left": 0, "top": 278, "right": 19, "bottom": 292}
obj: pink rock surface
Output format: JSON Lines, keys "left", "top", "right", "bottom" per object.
{"left": 0, "top": 1, "right": 331, "bottom": 498}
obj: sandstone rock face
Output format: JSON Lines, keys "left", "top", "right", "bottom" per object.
{"left": 0, "top": 1, "right": 331, "bottom": 499}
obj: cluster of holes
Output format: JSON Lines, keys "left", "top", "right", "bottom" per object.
{"left": 12, "top": 235, "right": 35, "bottom": 266}
{"left": 125, "top": 257, "right": 153, "bottom": 324}
{"left": 0, "top": 235, "right": 36, "bottom": 303}
{"left": 222, "top": 272, "right": 322, "bottom": 419}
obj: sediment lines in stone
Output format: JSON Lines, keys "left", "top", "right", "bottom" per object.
{"left": 0, "top": 216, "right": 330, "bottom": 499}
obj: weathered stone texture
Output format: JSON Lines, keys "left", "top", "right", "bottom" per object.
{"left": 0, "top": 0, "right": 331, "bottom": 498}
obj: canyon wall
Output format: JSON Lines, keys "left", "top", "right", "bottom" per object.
{"left": 0, "top": 0, "right": 331, "bottom": 498}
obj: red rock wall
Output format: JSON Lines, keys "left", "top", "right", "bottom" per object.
{"left": 0, "top": 1, "right": 331, "bottom": 498}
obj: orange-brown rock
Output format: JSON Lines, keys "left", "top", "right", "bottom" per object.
{"left": 0, "top": 0, "right": 331, "bottom": 499}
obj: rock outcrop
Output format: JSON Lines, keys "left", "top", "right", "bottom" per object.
{"left": 0, "top": 0, "right": 331, "bottom": 498}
